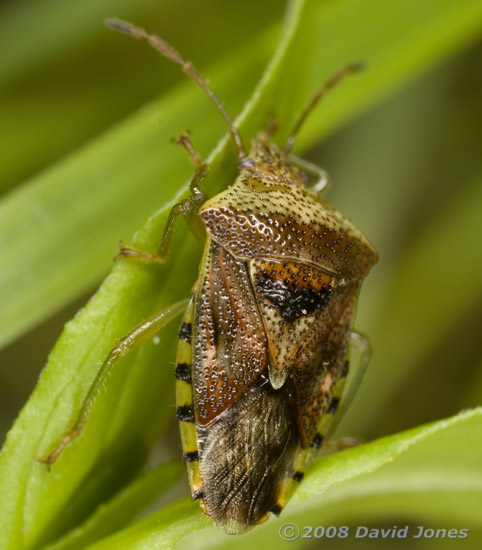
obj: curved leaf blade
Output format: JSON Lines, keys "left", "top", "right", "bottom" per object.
{"left": 82, "top": 409, "right": 482, "bottom": 549}
{"left": 2, "top": 0, "right": 482, "bottom": 548}
{"left": 40, "top": 461, "right": 183, "bottom": 550}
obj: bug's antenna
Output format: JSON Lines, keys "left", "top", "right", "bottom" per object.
{"left": 283, "top": 63, "right": 364, "bottom": 153}
{"left": 106, "top": 18, "right": 246, "bottom": 162}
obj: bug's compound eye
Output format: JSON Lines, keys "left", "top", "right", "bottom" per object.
{"left": 238, "top": 157, "right": 256, "bottom": 171}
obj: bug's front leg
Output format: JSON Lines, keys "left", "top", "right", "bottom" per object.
{"left": 117, "top": 132, "right": 208, "bottom": 264}
{"left": 289, "top": 154, "right": 331, "bottom": 196}
{"left": 38, "top": 299, "right": 188, "bottom": 466}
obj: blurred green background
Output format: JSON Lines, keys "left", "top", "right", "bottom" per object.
{"left": 1, "top": 0, "right": 482, "bottom": 548}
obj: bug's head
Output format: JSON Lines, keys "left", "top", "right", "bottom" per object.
{"left": 245, "top": 137, "right": 308, "bottom": 186}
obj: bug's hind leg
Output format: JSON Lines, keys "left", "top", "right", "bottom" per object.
{"left": 331, "top": 330, "right": 371, "bottom": 431}
{"left": 117, "top": 133, "right": 208, "bottom": 264}
{"left": 38, "top": 299, "right": 188, "bottom": 466}
{"left": 271, "top": 331, "right": 372, "bottom": 514}
{"left": 313, "top": 333, "right": 371, "bottom": 453}
{"left": 308, "top": 330, "right": 371, "bottom": 448}
{"left": 271, "top": 361, "right": 352, "bottom": 514}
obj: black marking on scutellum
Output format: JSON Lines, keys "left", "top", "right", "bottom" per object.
{"left": 310, "top": 433, "right": 324, "bottom": 449}
{"left": 176, "top": 405, "right": 195, "bottom": 423}
{"left": 328, "top": 397, "right": 340, "bottom": 414}
{"left": 270, "top": 504, "right": 283, "bottom": 516}
{"left": 179, "top": 322, "right": 192, "bottom": 342}
{"left": 184, "top": 451, "right": 199, "bottom": 462}
{"left": 192, "top": 490, "right": 205, "bottom": 501}
{"left": 254, "top": 273, "right": 332, "bottom": 323}
{"left": 174, "top": 362, "right": 192, "bottom": 382}
{"left": 293, "top": 471, "right": 304, "bottom": 482}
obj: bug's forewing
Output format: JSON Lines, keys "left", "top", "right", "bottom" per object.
{"left": 248, "top": 257, "right": 360, "bottom": 446}
{"left": 192, "top": 239, "right": 268, "bottom": 425}
{"left": 192, "top": 242, "right": 361, "bottom": 531}
{"left": 290, "top": 281, "right": 360, "bottom": 447}
{"left": 198, "top": 375, "right": 299, "bottom": 532}
{"left": 193, "top": 239, "right": 301, "bottom": 531}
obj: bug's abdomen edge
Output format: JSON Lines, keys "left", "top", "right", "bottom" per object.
{"left": 175, "top": 294, "right": 205, "bottom": 506}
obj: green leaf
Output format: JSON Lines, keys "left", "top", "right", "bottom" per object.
{"left": 41, "top": 461, "right": 183, "bottom": 550}
{"left": 75, "top": 409, "right": 482, "bottom": 549}
{"left": 2, "top": 0, "right": 482, "bottom": 549}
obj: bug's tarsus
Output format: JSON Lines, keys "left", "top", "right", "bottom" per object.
{"left": 115, "top": 242, "right": 168, "bottom": 263}
{"left": 115, "top": 158, "right": 208, "bottom": 265}
{"left": 173, "top": 131, "right": 203, "bottom": 171}
{"left": 105, "top": 18, "right": 246, "bottom": 163}
{"left": 37, "top": 429, "right": 81, "bottom": 466}
{"left": 115, "top": 198, "right": 192, "bottom": 264}
{"left": 283, "top": 62, "right": 365, "bottom": 152}
{"left": 322, "top": 436, "right": 362, "bottom": 452}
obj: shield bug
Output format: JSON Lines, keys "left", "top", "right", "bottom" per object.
{"left": 40, "top": 19, "right": 378, "bottom": 534}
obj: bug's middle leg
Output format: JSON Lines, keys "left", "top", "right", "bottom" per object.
{"left": 117, "top": 133, "right": 208, "bottom": 264}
